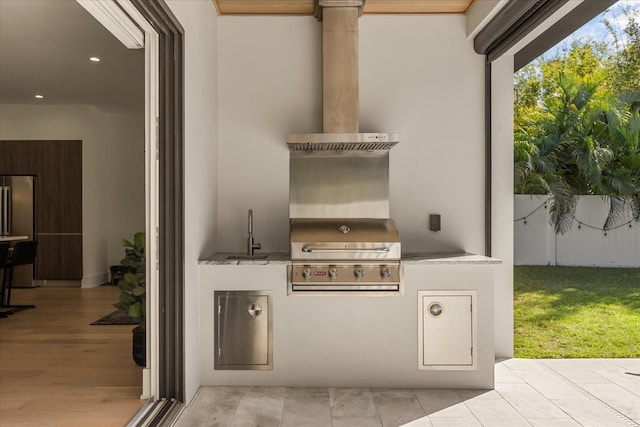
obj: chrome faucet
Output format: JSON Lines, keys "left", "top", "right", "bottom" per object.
{"left": 247, "top": 209, "right": 261, "bottom": 256}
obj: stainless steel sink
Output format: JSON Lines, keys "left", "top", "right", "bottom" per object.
{"left": 225, "top": 254, "right": 269, "bottom": 260}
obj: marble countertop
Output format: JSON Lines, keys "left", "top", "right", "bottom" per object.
{"left": 199, "top": 252, "right": 501, "bottom": 265}
{"left": 0, "top": 235, "right": 29, "bottom": 242}
{"left": 199, "top": 253, "right": 291, "bottom": 265}
{"left": 401, "top": 252, "right": 501, "bottom": 265}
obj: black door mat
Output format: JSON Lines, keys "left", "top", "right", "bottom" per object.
{"left": 91, "top": 309, "right": 139, "bottom": 325}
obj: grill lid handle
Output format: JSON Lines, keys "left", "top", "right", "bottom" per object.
{"left": 301, "top": 246, "right": 390, "bottom": 253}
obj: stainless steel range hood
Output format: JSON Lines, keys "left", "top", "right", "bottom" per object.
{"left": 286, "top": 0, "right": 399, "bottom": 152}
{"left": 287, "top": 132, "right": 400, "bottom": 151}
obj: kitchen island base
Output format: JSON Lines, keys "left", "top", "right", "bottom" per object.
{"left": 199, "top": 254, "right": 497, "bottom": 389}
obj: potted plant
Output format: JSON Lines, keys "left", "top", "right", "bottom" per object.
{"left": 113, "top": 231, "right": 146, "bottom": 366}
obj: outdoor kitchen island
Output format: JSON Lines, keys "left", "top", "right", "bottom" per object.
{"left": 198, "top": 252, "right": 500, "bottom": 389}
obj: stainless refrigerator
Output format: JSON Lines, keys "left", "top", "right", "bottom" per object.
{"left": 1, "top": 175, "right": 36, "bottom": 287}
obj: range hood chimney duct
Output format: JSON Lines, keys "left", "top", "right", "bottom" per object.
{"left": 287, "top": 0, "right": 399, "bottom": 152}
{"left": 318, "top": 0, "right": 361, "bottom": 133}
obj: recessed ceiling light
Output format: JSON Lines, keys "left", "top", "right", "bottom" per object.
{"left": 34, "top": 94, "right": 44, "bottom": 99}
{"left": 89, "top": 56, "right": 101, "bottom": 62}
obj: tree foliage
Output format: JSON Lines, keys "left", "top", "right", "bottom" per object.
{"left": 514, "top": 6, "right": 640, "bottom": 233}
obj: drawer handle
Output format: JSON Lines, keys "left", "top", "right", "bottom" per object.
{"left": 247, "top": 303, "right": 263, "bottom": 318}
{"left": 302, "top": 246, "right": 390, "bottom": 253}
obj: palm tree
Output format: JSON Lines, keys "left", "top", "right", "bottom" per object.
{"left": 515, "top": 71, "right": 640, "bottom": 233}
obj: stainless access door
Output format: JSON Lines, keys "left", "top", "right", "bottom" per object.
{"left": 419, "top": 292, "right": 476, "bottom": 369}
{"left": 215, "top": 291, "right": 273, "bottom": 370}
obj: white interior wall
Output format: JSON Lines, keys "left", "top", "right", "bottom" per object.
{"left": 104, "top": 111, "right": 146, "bottom": 266}
{"left": 0, "top": 104, "right": 144, "bottom": 287}
{"left": 166, "top": 0, "right": 219, "bottom": 405}
{"left": 217, "top": 15, "right": 486, "bottom": 256}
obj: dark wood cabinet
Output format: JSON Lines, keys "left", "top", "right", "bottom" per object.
{"left": 36, "top": 235, "right": 83, "bottom": 279}
{"left": 0, "top": 140, "right": 82, "bottom": 280}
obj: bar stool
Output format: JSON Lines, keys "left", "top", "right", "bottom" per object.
{"left": 0, "top": 241, "right": 11, "bottom": 318}
{"left": 1, "top": 240, "right": 37, "bottom": 316}
{"left": 0, "top": 242, "right": 8, "bottom": 266}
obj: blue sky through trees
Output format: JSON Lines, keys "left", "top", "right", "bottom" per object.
{"left": 545, "top": 0, "right": 640, "bottom": 58}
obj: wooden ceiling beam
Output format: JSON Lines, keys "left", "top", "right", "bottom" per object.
{"left": 213, "top": 0, "right": 314, "bottom": 15}
{"left": 212, "top": 0, "right": 475, "bottom": 15}
{"left": 365, "top": 0, "right": 472, "bottom": 14}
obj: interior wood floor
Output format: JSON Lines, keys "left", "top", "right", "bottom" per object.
{"left": 0, "top": 285, "right": 144, "bottom": 427}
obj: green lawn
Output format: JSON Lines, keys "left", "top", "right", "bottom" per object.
{"left": 514, "top": 266, "right": 640, "bottom": 358}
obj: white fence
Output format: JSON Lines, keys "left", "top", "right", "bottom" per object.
{"left": 514, "top": 195, "right": 640, "bottom": 267}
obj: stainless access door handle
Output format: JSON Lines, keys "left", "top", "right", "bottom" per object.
{"left": 302, "top": 246, "right": 390, "bottom": 253}
{"left": 247, "top": 303, "right": 262, "bottom": 318}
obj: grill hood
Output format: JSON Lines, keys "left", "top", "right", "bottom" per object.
{"left": 287, "top": 0, "right": 398, "bottom": 152}
{"left": 290, "top": 218, "right": 401, "bottom": 260}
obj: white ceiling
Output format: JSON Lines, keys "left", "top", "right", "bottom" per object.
{"left": 0, "top": 0, "right": 144, "bottom": 112}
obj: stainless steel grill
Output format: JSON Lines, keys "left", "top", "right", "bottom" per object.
{"left": 286, "top": 1, "right": 402, "bottom": 295}
{"left": 288, "top": 218, "right": 402, "bottom": 293}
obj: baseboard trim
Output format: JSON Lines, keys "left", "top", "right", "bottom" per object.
{"left": 35, "top": 280, "right": 81, "bottom": 288}
{"left": 82, "top": 272, "right": 109, "bottom": 288}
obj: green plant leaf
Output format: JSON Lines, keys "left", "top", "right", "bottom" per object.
{"left": 119, "top": 292, "right": 136, "bottom": 305}
{"left": 134, "top": 232, "right": 145, "bottom": 251}
{"left": 129, "top": 302, "right": 142, "bottom": 318}
{"left": 113, "top": 232, "right": 146, "bottom": 323}
{"left": 124, "top": 272, "right": 138, "bottom": 286}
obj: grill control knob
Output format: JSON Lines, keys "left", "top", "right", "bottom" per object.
{"left": 380, "top": 266, "right": 392, "bottom": 278}
{"left": 354, "top": 267, "right": 365, "bottom": 279}
{"left": 301, "top": 267, "right": 312, "bottom": 279}
{"left": 328, "top": 267, "right": 338, "bottom": 279}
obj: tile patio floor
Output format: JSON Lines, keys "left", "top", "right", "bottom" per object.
{"left": 174, "top": 358, "right": 640, "bottom": 427}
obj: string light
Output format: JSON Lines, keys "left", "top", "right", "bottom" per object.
{"left": 514, "top": 197, "right": 637, "bottom": 234}
{"left": 568, "top": 214, "right": 634, "bottom": 231}
{"left": 514, "top": 198, "right": 551, "bottom": 223}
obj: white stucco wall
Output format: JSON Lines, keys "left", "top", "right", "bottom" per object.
{"left": 0, "top": 104, "right": 144, "bottom": 287}
{"left": 166, "top": 0, "right": 219, "bottom": 405}
{"left": 217, "top": 16, "right": 320, "bottom": 254}
{"left": 165, "top": 6, "right": 511, "bottom": 402}
{"left": 491, "top": 55, "right": 515, "bottom": 358}
{"left": 363, "top": 16, "right": 485, "bottom": 255}
{"left": 216, "top": 15, "right": 486, "bottom": 256}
